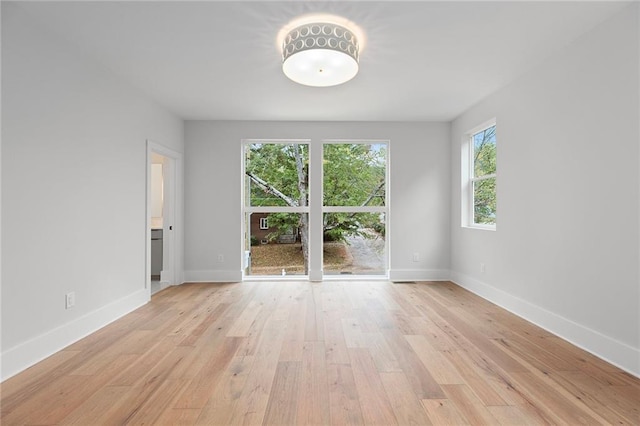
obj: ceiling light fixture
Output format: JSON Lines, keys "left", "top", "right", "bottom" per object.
{"left": 280, "top": 18, "right": 361, "bottom": 87}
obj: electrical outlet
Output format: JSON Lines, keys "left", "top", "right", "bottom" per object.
{"left": 65, "top": 292, "right": 75, "bottom": 309}
{"left": 218, "top": 254, "right": 224, "bottom": 263}
{"left": 480, "top": 263, "right": 486, "bottom": 273}
{"left": 412, "top": 252, "right": 420, "bottom": 262}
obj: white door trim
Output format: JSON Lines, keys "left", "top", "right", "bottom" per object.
{"left": 146, "top": 140, "right": 183, "bottom": 296}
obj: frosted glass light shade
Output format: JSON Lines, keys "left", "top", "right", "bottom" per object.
{"left": 282, "top": 22, "right": 359, "bottom": 87}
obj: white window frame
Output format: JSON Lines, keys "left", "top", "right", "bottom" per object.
{"left": 259, "top": 217, "right": 268, "bottom": 230}
{"left": 242, "top": 139, "right": 311, "bottom": 279}
{"left": 322, "top": 140, "right": 390, "bottom": 278}
{"left": 463, "top": 119, "right": 496, "bottom": 230}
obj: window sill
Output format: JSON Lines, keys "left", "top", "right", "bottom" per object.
{"left": 463, "top": 224, "right": 496, "bottom": 231}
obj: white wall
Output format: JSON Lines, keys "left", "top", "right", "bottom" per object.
{"left": 450, "top": 4, "right": 639, "bottom": 376}
{"left": 1, "top": 4, "right": 184, "bottom": 379}
{"left": 184, "top": 121, "right": 450, "bottom": 282}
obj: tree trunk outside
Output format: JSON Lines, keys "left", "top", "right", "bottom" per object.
{"left": 294, "top": 144, "right": 310, "bottom": 274}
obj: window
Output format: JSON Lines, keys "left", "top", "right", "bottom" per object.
{"left": 243, "top": 139, "right": 389, "bottom": 279}
{"left": 243, "top": 141, "right": 309, "bottom": 276}
{"left": 465, "top": 122, "right": 496, "bottom": 228}
{"left": 323, "top": 142, "right": 388, "bottom": 276}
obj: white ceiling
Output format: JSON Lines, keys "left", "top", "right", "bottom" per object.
{"left": 11, "top": 1, "right": 630, "bottom": 122}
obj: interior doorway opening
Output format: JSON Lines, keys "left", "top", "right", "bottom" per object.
{"left": 146, "top": 141, "right": 181, "bottom": 296}
{"left": 150, "top": 153, "right": 167, "bottom": 294}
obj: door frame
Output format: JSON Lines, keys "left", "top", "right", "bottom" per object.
{"left": 146, "top": 140, "right": 183, "bottom": 296}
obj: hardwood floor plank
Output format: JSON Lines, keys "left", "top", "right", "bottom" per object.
{"left": 486, "top": 405, "right": 546, "bottom": 425}
{"left": 178, "top": 302, "right": 231, "bottom": 347}
{"left": 380, "top": 371, "right": 433, "bottom": 425}
{"left": 442, "top": 384, "right": 500, "bottom": 425}
{"left": 2, "top": 280, "right": 638, "bottom": 425}
{"left": 348, "top": 348, "right": 398, "bottom": 425}
{"left": 296, "top": 342, "right": 331, "bottom": 425}
{"left": 124, "top": 378, "right": 190, "bottom": 425}
{"left": 421, "top": 398, "right": 470, "bottom": 425}
{"left": 108, "top": 336, "right": 185, "bottom": 386}
{"left": 405, "top": 334, "right": 465, "bottom": 385}
{"left": 385, "top": 283, "right": 422, "bottom": 316}
{"left": 493, "top": 334, "right": 578, "bottom": 373}
{"left": 2, "top": 375, "right": 103, "bottom": 425}
{"left": 327, "top": 363, "right": 365, "bottom": 425}
{"left": 381, "top": 329, "right": 445, "bottom": 399}
{"left": 227, "top": 317, "right": 287, "bottom": 425}
{"left": 227, "top": 300, "right": 263, "bottom": 337}
{"left": 323, "top": 310, "right": 351, "bottom": 365}
{"left": 101, "top": 346, "right": 194, "bottom": 424}
{"left": 442, "top": 349, "right": 508, "bottom": 406}
{"left": 263, "top": 361, "right": 301, "bottom": 426}
{"left": 173, "top": 336, "right": 244, "bottom": 409}
{"left": 303, "top": 285, "right": 322, "bottom": 341}
{"left": 362, "top": 332, "right": 402, "bottom": 373}
{"left": 154, "top": 408, "right": 203, "bottom": 426}
{"left": 551, "top": 369, "right": 639, "bottom": 424}
{"left": 422, "top": 294, "right": 529, "bottom": 374}
{"left": 279, "top": 291, "right": 308, "bottom": 362}
{"left": 58, "top": 385, "right": 131, "bottom": 425}
{"left": 0, "top": 350, "right": 81, "bottom": 407}
{"left": 193, "top": 354, "right": 254, "bottom": 425}
{"left": 509, "top": 371, "right": 606, "bottom": 424}
{"left": 341, "top": 317, "right": 369, "bottom": 348}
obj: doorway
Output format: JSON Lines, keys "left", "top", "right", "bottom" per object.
{"left": 146, "top": 141, "right": 182, "bottom": 296}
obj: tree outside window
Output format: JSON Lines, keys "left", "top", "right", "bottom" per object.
{"left": 471, "top": 125, "right": 496, "bottom": 226}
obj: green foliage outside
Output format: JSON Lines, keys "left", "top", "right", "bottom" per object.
{"left": 245, "top": 142, "right": 386, "bottom": 244}
{"left": 245, "top": 143, "right": 308, "bottom": 207}
{"left": 473, "top": 126, "right": 497, "bottom": 225}
{"left": 323, "top": 144, "right": 385, "bottom": 207}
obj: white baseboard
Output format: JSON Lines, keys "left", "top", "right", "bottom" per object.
{"left": 450, "top": 271, "right": 640, "bottom": 378}
{"left": 389, "top": 269, "right": 450, "bottom": 282}
{"left": 1, "top": 288, "right": 149, "bottom": 381}
{"left": 185, "top": 269, "right": 450, "bottom": 283}
{"left": 183, "top": 269, "right": 242, "bottom": 283}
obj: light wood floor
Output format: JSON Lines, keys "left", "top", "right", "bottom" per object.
{"left": 1, "top": 281, "right": 638, "bottom": 425}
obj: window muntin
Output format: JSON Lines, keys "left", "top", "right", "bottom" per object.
{"left": 469, "top": 124, "right": 496, "bottom": 227}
